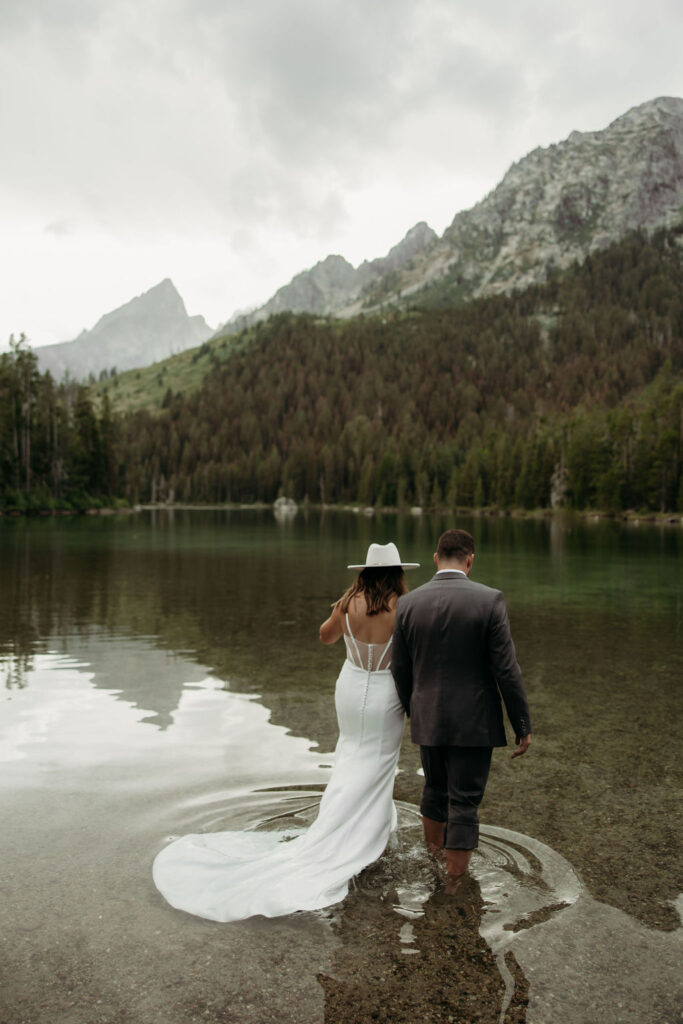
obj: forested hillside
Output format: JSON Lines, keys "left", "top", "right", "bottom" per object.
{"left": 2, "top": 227, "right": 682, "bottom": 514}
{"left": 0, "top": 336, "right": 119, "bottom": 512}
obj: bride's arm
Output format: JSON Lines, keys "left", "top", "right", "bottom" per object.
{"left": 319, "top": 602, "right": 344, "bottom": 645}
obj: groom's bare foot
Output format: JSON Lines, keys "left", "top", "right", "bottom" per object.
{"left": 441, "top": 871, "right": 482, "bottom": 920}
{"left": 444, "top": 873, "right": 467, "bottom": 895}
{"left": 445, "top": 847, "right": 472, "bottom": 879}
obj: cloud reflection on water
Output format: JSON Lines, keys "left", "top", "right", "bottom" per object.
{"left": 0, "top": 641, "right": 327, "bottom": 794}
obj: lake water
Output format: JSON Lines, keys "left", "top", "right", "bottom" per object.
{"left": 1, "top": 509, "right": 681, "bottom": 1024}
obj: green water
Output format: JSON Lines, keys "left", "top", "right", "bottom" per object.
{"left": 0, "top": 510, "right": 681, "bottom": 1024}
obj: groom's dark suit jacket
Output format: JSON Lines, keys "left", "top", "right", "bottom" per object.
{"left": 391, "top": 572, "right": 531, "bottom": 747}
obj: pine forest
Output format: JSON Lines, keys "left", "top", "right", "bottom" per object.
{"left": 1, "top": 226, "right": 682, "bottom": 516}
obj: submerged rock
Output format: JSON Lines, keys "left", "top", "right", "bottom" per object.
{"left": 274, "top": 496, "right": 298, "bottom": 521}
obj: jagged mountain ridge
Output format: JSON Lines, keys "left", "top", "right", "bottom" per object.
{"left": 221, "top": 96, "right": 683, "bottom": 328}
{"left": 34, "top": 96, "right": 683, "bottom": 379}
{"left": 222, "top": 221, "right": 437, "bottom": 332}
{"left": 382, "top": 95, "right": 683, "bottom": 309}
{"left": 36, "top": 279, "right": 211, "bottom": 380}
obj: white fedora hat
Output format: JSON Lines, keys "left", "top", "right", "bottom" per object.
{"left": 347, "top": 542, "right": 420, "bottom": 570}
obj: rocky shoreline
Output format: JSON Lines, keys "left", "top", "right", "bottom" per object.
{"left": 1, "top": 500, "right": 681, "bottom": 526}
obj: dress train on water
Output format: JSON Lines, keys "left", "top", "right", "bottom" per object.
{"left": 153, "top": 658, "right": 405, "bottom": 922}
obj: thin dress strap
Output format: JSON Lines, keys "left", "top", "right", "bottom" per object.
{"left": 345, "top": 612, "right": 364, "bottom": 667}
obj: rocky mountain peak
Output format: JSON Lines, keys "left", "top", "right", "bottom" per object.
{"left": 609, "top": 95, "right": 683, "bottom": 130}
{"left": 86, "top": 279, "right": 189, "bottom": 335}
{"left": 255, "top": 254, "right": 357, "bottom": 319}
{"left": 223, "top": 221, "right": 438, "bottom": 331}
{"left": 147, "top": 277, "right": 185, "bottom": 305}
{"left": 216, "top": 97, "right": 682, "bottom": 329}
{"left": 376, "top": 221, "right": 438, "bottom": 270}
{"left": 391, "top": 95, "right": 683, "bottom": 306}
{"left": 36, "top": 280, "right": 211, "bottom": 380}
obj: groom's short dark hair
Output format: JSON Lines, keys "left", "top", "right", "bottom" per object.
{"left": 437, "top": 529, "right": 475, "bottom": 562}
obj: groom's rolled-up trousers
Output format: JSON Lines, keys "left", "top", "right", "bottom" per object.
{"left": 419, "top": 745, "right": 492, "bottom": 850}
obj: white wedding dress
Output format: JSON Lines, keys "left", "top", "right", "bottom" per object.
{"left": 152, "top": 617, "right": 405, "bottom": 922}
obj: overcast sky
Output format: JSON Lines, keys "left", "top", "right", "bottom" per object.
{"left": 1, "top": 0, "right": 681, "bottom": 349}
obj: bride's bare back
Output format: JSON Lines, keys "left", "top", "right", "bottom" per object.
{"left": 319, "top": 592, "right": 396, "bottom": 647}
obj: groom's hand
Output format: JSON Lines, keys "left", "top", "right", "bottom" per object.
{"left": 511, "top": 733, "right": 531, "bottom": 759}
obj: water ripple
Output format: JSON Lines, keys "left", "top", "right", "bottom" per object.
{"left": 177, "top": 788, "right": 582, "bottom": 938}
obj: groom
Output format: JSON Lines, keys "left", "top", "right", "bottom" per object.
{"left": 391, "top": 528, "right": 531, "bottom": 880}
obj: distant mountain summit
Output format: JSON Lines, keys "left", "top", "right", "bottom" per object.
{"left": 222, "top": 221, "right": 438, "bottom": 331}
{"left": 36, "top": 279, "right": 211, "bottom": 380}
{"left": 35, "top": 97, "right": 683, "bottom": 379}
{"left": 220, "top": 97, "right": 683, "bottom": 328}
{"left": 384, "top": 95, "right": 683, "bottom": 307}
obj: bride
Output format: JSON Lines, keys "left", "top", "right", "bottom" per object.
{"left": 152, "top": 542, "right": 419, "bottom": 922}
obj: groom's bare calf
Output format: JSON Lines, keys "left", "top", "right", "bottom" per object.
{"left": 422, "top": 816, "right": 473, "bottom": 879}
{"left": 422, "top": 815, "right": 446, "bottom": 855}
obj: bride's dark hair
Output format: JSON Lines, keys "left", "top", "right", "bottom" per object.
{"left": 337, "top": 567, "right": 408, "bottom": 616}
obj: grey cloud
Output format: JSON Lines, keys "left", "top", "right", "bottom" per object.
{"left": 211, "top": 0, "right": 421, "bottom": 155}
{"left": 424, "top": 46, "right": 530, "bottom": 121}
{"left": 1, "top": 0, "right": 681, "bottom": 327}
{"left": 44, "top": 219, "right": 75, "bottom": 237}
{"left": 0, "top": 0, "right": 100, "bottom": 32}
